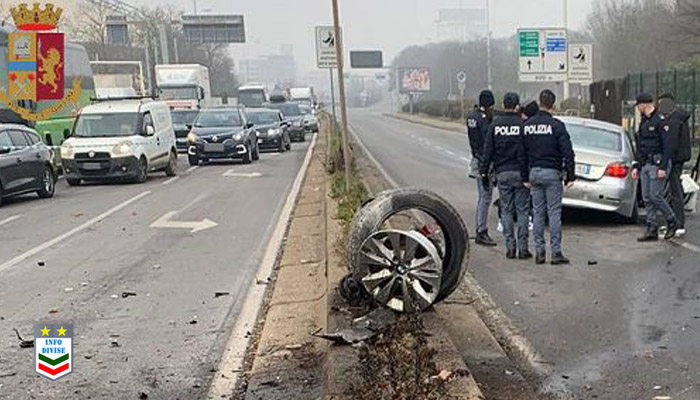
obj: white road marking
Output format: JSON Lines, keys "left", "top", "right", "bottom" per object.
{"left": 149, "top": 211, "right": 218, "bottom": 233}
{"left": 206, "top": 133, "right": 318, "bottom": 399}
{"left": 348, "top": 124, "right": 400, "bottom": 188}
{"left": 0, "top": 215, "right": 21, "bottom": 227}
{"left": 0, "top": 191, "right": 151, "bottom": 273}
{"left": 162, "top": 176, "right": 180, "bottom": 185}
{"left": 185, "top": 165, "right": 199, "bottom": 174}
{"left": 222, "top": 170, "right": 262, "bottom": 178}
{"left": 679, "top": 241, "right": 700, "bottom": 254}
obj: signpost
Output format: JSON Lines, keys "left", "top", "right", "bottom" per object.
{"left": 568, "top": 44, "right": 593, "bottom": 85}
{"left": 518, "top": 28, "right": 568, "bottom": 83}
{"left": 315, "top": 26, "right": 338, "bottom": 69}
{"left": 457, "top": 71, "right": 466, "bottom": 120}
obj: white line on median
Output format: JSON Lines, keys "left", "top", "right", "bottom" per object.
{"left": 0, "top": 215, "right": 21, "bottom": 227}
{"left": 679, "top": 240, "right": 700, "bottom": 254}
{"left": 0, "top": 191, "right": 151, "bottom": 274}
{"left": 348, "top": 123, "right": 400, "bottom": 188}
{"left": 185, "top": 165, "right": 199, "bottom": 174}
{"left": 162, "top": 176, "right": 180, "bottom": 185}
{"left": 206, "top": 132, "right": 318, "bottom": 399}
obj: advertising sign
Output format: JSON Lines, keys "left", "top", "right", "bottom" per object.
{"left": 399, "top": 67, "right": 431, "bottom": 93}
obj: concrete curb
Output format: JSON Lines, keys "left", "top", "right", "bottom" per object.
{"left": 382, "top": 112, "right": 465, "bottom": 134}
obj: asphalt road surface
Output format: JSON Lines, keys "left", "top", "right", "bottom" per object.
{"left": 0, "top": 142, "right": 310, "bottom": 399}
{"left": 349, "top": 106, "right": 700, "bottom": 400}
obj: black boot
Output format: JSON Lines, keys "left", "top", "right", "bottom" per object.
{"left": 637, "top": 226, "right": 659, "bottom": 242}
{"left": 664, "top": 219, "right": 680, "bottom": 240}
{"left": 519, "top": 249, "right": 533, "bottom": 259}
{"left": 475, "top": 231, "right": 497, "bottom": 247}
{"left": 551, "top": 252, "right": 570, "bottom": 265}
{"left": 506, "top": 248, "right": 517, "bottom": 259}
{"left": 535, "top": 252, "right": 546, "bottom": 265}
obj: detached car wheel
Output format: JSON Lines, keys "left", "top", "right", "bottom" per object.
{"left": 348, "top": 188, "right": 469, "bottom": 304}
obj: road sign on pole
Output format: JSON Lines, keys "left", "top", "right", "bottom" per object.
{"left": 315, "top": 26, "right": 339, "bottom": 69}
{"left": 568, "top": 43, "right": 593, "bottom": 85}
{"left": 518, "top": 28, "right": 568, "bottom": 82}
{"left": 456, "top": 71, "right": 467, "bottom": 84}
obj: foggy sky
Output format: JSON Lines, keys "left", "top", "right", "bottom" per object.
{"left": 135, "top": 0, "right": 595, "bottom": 74}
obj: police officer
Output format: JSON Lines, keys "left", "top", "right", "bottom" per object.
{"left": 658, "top": 93, "right": 691, "bottom": 236}
{"left": 467, "top": 90, "right": 497, "bottom": 246}
{"left": 632, "top": 93, "right": 679, "bottom": 241}
{"left": 523, "top": 90, "right": 575, "bottom": 265}
{"left": 480, "top": 92, "right": 531, "bottom": 259}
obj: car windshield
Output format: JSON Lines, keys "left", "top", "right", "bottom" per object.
{"left": 299, "top": 106, "right": 311, "bottom": 115}
{"left": 247, "top": 112, "right": 279, "bottom": 125}
{"left": 567, "top": 124, "right": 622, "bottom": 153}
{"left": 194, "top": 110, "right": 242, "bottom": 127}
{"left": 171, "top": 110, "right": 199, "bottom": 125}
{"left": 267, "top": 103, "right": 302, "bottom": 117}
{"left": 240, "top": 91, "right": 265, "bottom": 105}
{"left": 73, "top": 112, "right": 141, "bottom": 137}
{"left": 160, "top": 87, "right": 198, "bottom": 100}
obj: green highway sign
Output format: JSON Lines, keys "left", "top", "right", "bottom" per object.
{"left": 519, "top": 31, "right": 539, "bottom": 57}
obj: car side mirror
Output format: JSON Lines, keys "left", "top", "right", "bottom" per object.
{"left": 145, "top": 125, "right": 155, "bottom": 136}
{"left": 246, "top": 122, "right": 254, "bottom": 129}
{"left": 186, "top": 124, "right": 193, "bottom": 130}
{"left": 0, "top": 146, "right": 11, "bottom": 155}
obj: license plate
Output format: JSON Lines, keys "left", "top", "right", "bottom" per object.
{"left": 204, "top": 143, "right": 225, "bottom": 152}
{"left": 576, "top": 163, "right": 591, "bottom": 175}
{"left": 81, "top": 162, "right": 103, "bottom": 170}
{"left": 258, "top": 139, "right": 263, "bottom": 144}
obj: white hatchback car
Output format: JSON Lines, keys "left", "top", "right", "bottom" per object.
{"left": 61, "top": 99, "right": 178, "bottom": 185}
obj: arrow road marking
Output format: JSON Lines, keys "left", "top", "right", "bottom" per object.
{"left": 150, "top": 211, "right": 218, "bottom": 233}
{"left": 0, "top": 215, "right": 21, "bottom": 227}
{"left": 222, "top": 170, "right": 262, "bottom": 178}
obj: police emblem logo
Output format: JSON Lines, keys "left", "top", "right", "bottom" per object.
{"left": 35, "top": 323, "right": 73, "bottom": 380}
{"left": 88, "top": 151, "right": 95, "bottom": 158}
{"left": 212, "top": 136, "right": 219, "bottom": 143}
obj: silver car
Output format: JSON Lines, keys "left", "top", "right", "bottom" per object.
{"left": 559, "top": 117, "right": 638, "bottom": 221}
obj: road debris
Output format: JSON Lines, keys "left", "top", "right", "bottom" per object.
{"left": 64, "top": 287, "right": 75, "bottom": 293}
{"left": 214, "top": 292, "right": 230, "bottom": 298}
{"left": 13, "top": 329, "right": 34, "bottom": 348}
{"left": 316, "top": 308, "right": 396, "bottom": 345}
{"left": 138, "top": 392, "right": 149, "bottom": 399}
{"left": 48, "top": 309, "right": 58, "bottom": 314}
{"left": 37, "top": 260, "right": 45, "bottom": 267}
{"left": 588, "top": 259, "right": 598, "bottom": 265}
{"left": 110, "top": 294, "right": 119, "bottom": 299}
{"left": 189, "top": 316, "right": 198, "bottom": 325}
{"left": 434, "top": 369, "right": 452, "bottom": 382}
{"left": 110, "top": 339, "right": 120, "bottom": 348}
{"left": 121, "top": 291, "right": 137, "bottom": 298}
{"left": 653, "top": 396, "right": 672, "bottom": 400}
{"left": 0, "top": 372, "right": 17, "bottom": 378}
{"left": 653, "top": 385, "right": 663, "bottom": 390}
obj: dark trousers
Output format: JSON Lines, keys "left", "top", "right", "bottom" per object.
{"left": 669, "top": 163, "right": 685, "bottom": 228}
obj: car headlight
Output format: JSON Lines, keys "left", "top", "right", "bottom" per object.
{"left": 293, "top": 120, "right": 303, "bottom": 127}
{"left": 232, "top": 133, "right": 243, "bottom": 141}
{"left": 60, "top": 143, "right": 75, "bottom": 159}
{"left": 187, "top": 132, "right": 200, "bottom": 143}
{"left": 112, "top": 140, "right": 134, "bottom": 157}
{"left": 267, "top": 129, "right": 280, "bottom": 136}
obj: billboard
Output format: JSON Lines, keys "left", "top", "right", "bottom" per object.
{"left": 399, "top": 67, "right": 431, "bottom": 93}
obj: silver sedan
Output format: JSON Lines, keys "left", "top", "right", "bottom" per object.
{"left": 559, "top": 117, "right": 638, "bottom": 221}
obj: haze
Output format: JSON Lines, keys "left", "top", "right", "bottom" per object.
{"left": 134, "top": 0, "right": 594, "bottom": 74}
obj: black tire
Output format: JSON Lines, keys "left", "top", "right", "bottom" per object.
{"left": 37, "top": 166, "right": 55, "bottom": 199}
{"left": 285, "top": 138, "right": 291, "bottom": 151}
{"left": 242, "top": 144, "right": 252, "bottom": 164}
{"left": 188, "top": 154, "right": 199, "bottom": 166}
{"left": 135, "top": 157, "right": 148, "bottom": 183}
{"left": 0, "top": 184, "right": 4, "bottom": 207}
{"left": 348, "top": 188, "right": 469, "bottom": 303}
{"left": 299, "top": 133, "right": 306, "bottom": 142}
{"left": 625, "top": 198, "right": 640, "bottom": 225}
{"left": 252, "top": 142, "right": 260, "bottom": 160}
{"left": 66, "top": 178, "right": 81, "bottom": 186}
{"left": 278, "top": 138, "right": 286, "bottom": 153}
{"left": 165, "top": 150, "right": 178, "bottom": 176}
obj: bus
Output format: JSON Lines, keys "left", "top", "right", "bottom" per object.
{"left": 1, "top": 25, "right": 94, "bottom": 148}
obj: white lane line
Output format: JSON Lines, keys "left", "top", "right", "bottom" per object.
{"left": 679, "top": 241, "right": 700, "bottom": 254}
{"left": 206, "top": 133, "right": 318, "bottom": 399}
{"left": 0, "top": 191, "right": 151, "bottom": 274}
{"left": 0, "top": 215, "right": 21, "bottom": 227}
{"left": 162, "top": 176, "right": 180, "bottom": 185}
{"left": 185, "top": 165, "right": 199, "bottom": 174}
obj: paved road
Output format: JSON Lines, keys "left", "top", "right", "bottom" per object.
{"left": 0, "top": 143, "right": 310, "bottom": 399}
{"left": 349, "top": 107, "right": 700, "bottom": 399}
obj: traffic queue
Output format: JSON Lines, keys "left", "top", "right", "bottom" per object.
{"left": 469, "top": 89, "right": 693, "bottom": 264}
{"left": 0, "top": 94, "right": 319, "bottom": 206}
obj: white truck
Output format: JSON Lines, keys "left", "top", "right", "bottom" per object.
{"left": 288, "top": 87, "right": 315, "bottom": 108}
{"left": 155, "top": 64, "right": 211, "bottom": 110}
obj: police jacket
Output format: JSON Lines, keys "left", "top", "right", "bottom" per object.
{"left": 522, "top": 111, "right": 576, "bottom": 181}
{"left": 480, "top": 111, "right": 528, "bottom": 181}
{"left": 636, "top": 110, "right": 669, "bottom": 170}
{"left": 664, "top": 108, "right": 692, "bottom": 164}
{"left": 467, "top": 107, "right": 491, "bottom": 161}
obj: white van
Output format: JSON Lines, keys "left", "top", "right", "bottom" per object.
{"left": 61, "top": 99, "right": 178, "bottom": 185}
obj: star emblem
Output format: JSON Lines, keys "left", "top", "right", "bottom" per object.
{"left": 57, "top": 326, "right": 67, "bottom": 336}
{"left": 41, "top": 326, "right": 50, "bottom": 336}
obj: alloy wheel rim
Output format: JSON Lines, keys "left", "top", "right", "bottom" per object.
{"left": 43, "top": 169, "right": 53, "bottom": 192}
{"left": 357, "top": 229, "right": 443, "bottom": 312}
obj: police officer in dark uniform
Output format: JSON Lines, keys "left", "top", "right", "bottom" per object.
{"left": 523, "top": 90, "right": 575, "bottom": 265}
{"left": 632, "top": 93, "right": 679, "bottom": 241}
{"left": 467, "top": 90, "right": 497, "bottom": 246}
{"left": 480, "top": 92, "right": 531, "bottom": 259}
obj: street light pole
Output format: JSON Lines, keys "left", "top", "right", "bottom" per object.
{"left": 485, "top": 0, "right": 492, "bottom": 90}
{"left": 563, "top": 0, "right": 570, "bottom": 101}
{"left": 331, "top": 0, "right": 351, "bottom": 193}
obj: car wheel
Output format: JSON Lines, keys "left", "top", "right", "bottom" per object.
{"left": 135, "top": 157, "right": 148, "bottom": 183}
{"left": 625, "top": 200, "right": 640, "bottom": 224}
{"left": 252, "top": 142, "right": 260, "bottom": 161}
{"left": 242, "top": 145, "right": 252, "bottom": 164}
{"left": 285, "top": 136, "right": 291, "bottom": 151}
{"left": 299, "top": 133, "right": 306, "bottom": 142}
{"left": 278, "top": 138, "right": 286, "bottom": 153}
{"left": 37, "top": 166, "right": 56, "bottom": 199}
{"left": 188, "top": 154, "right": 199, "bottom": 166}
{"left": 348, "top": 188, "right": 469, "bottom": 303}
{"left": 0, "top": 184, "right": 4, "bottom": 207}
{"left": 165, "top": 150, "right": 178, "bottom": 176}
{"left": 66, "top": 178, "right": 81, "bottom": 186}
